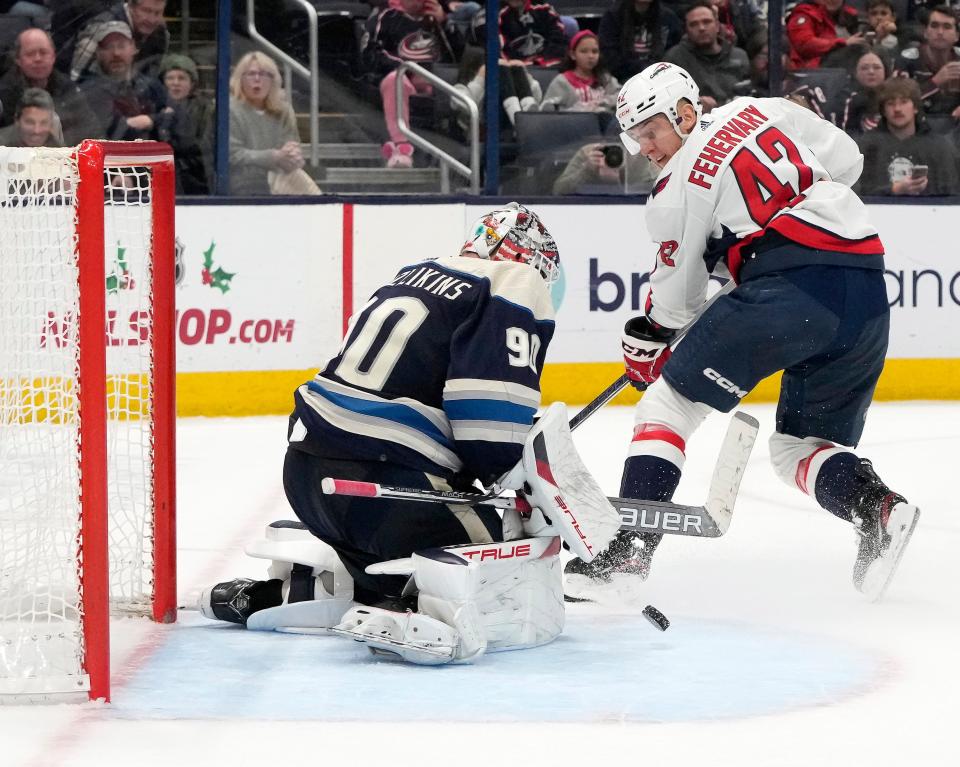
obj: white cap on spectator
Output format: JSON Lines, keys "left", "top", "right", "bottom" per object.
{"left": 93, "top": 21, "right": 134, "bottom": 46}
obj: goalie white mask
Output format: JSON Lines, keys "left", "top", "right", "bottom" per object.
{"left": 462, "top": 202, "right": 561, "bottom": 287}
{"left": 616, "top": 62, "right": 702, "bottom": 155}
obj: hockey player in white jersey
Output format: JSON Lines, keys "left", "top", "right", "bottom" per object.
{"left": 199, "top": 203, "right": 622, "bottom": 664}
{"left": 565, "top": 62, "right": 919, "bottom": 601}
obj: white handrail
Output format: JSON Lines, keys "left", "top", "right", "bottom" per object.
{"left": 395, "top": 61, "right": 480, "bottom": 194}
{"left": 246, "top": 0, "right": 319, "bottom": 167}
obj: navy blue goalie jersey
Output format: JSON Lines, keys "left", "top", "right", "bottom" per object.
{"left": 292, "top": 256, "right": 556, "bottom": 485}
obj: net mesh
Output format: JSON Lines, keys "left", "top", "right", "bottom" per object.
{"left": 0, "top": 148, "right": 157, "bottom": 697}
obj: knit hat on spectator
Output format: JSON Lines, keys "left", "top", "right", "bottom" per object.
{"left": 568, "top": 30, "right": 597, "bottom": 53}
{"left": 876, "top": 77, "right": 922, "bottom": 111}
{"left": 159, "top": 54, "right": 199, "bottom": 84}
{"left": 93, "top": 20, "right": 134, "bottom": 46}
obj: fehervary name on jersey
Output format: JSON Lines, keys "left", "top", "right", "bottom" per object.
{"left": 687, "top": 104, "right": 769, "bottom": 190}
{"left": 392, "top": 266, "right": 474, "bottom": 300}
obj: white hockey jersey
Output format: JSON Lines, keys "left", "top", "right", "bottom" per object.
{"left": 644, "top": 96, "right": 885, "bottom": 330}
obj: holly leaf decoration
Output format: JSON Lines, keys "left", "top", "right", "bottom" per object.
{"left": 200, "top": 241, "right": 235, "bottom": 293}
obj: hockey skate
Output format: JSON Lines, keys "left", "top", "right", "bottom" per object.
{"left": 850, "top": 460, "right": 920, "bottom": 602}
{"left": 199, "top": 578, "right": 282, "bottom": 625}
{"left": 564, "top": 530, "right": 662, "bottom": 583}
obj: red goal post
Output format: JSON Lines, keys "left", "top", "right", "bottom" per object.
{"left": 0, "top": 140, "right": 176, "bottom": 703}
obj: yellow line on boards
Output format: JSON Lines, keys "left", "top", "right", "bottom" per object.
{"left": 172, "top": 359, "right": 959, "bottom": 417}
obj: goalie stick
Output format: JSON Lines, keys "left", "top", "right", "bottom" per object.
{"left": 322, "top": 411, "right": 759, "bottom": 539}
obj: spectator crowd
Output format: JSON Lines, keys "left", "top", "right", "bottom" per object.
{"left": 2, "top": 0, "right": 960, "bottom": 196}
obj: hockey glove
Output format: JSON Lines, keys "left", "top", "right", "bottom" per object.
{"left": 622, "top": 316, "right": 677, "bottom": 389}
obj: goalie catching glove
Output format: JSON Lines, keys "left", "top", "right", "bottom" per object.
{"left": 622, "top": 316, "right": 677, "bottom": 388}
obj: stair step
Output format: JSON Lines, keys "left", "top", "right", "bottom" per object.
{"left": 323, "top": 167, "right": 441, "bottom": 185}
{"left": 305, "top": 143, "right": 382, "bottom": 161}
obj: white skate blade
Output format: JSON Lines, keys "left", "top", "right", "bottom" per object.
{"left": 860, "top": 503, "right": 920, "bottom": 602}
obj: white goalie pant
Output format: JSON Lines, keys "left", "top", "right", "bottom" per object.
{"left": 331, "top": 537, "right": 565, "bottom": 665}
{"left": 243, "top": 521, "right": 355, "bottom": 631}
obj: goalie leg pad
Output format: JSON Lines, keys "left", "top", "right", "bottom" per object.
{"left": 330, "top": 537, "right": 565, "bottom": 664}
{"left": 520, "top": 402, "right": 622, "bottom": 562}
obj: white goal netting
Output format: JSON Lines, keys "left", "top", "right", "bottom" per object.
{"left": 0, "top": 146, "right": 161, "bottom": 699}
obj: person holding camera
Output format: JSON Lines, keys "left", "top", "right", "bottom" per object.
{"left": 552, "top": 141, "right": 658, "bottom": 195}
{"left": 856, "top": 76, "right": 960, "bottom": 195}
{"left": 864, "top": 0, "right": 902, "bottom": 55}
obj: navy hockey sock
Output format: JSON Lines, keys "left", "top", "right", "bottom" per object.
{"left": 620, "top": 455, "right": 681, "bottom": 501}
{"left": 813, "top": 452, "right": 862, "bottom": 522}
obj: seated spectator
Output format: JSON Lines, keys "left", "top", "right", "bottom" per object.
{"left": 363, "top": 0, "right": 462, "bottom": 168}
{"left": 865, "top": 0, "right": 902, "bottom": 56}
{"left": 665, "top": 1, "right": 749, "bottom": 111}
{"left": 787, "top": 0, "right": 865, "bottom": 70}
{"left": 78, "top": 21, "right": 170, "bottom": 141}
{"left": 499, "top": 0, "right": 567, "bottom": 67}
{"left": 540, "top": 31, "right": 621, "bottom": 116}
{"left": 453, "top": 46, "right": 543, "bottom": 129}
{"left": 0, "top": 88, "right": 62, "bottom": 147}
{"left": 159, "top": 54, "right": 213, "bottom": 194}
{"left": 895, "top": 6, "right": 960, "bottom": 119}
{"left": 552, "top": 141, "right": 658, "bottom": 194}
{"left": 0, "top": 1, "right": 51, "bottom": 28}
{"left": 840, "top": 48, "right": 891, "bottom": 133}
{"left": 857, "top": 76, "right": 960, "bottom": 194}
{"left": 0, "top": 28, "right": 100, "bottom": 144}
{"left": 70, "top": 0, "right": 170, "bottom": 83}
{"left": 228, "top": 51, "right": 320, "bottom": 196}
{"left": 599, "top": 0, "right": 682, "bottom": 83}
{"left": 709, "top": 0, "right": 765, "bottom": 49}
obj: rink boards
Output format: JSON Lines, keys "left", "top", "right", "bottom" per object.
{"left": 165, "top": 200, "right": 960, "bottom": 414}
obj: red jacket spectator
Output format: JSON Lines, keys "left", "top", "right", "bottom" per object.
{"left": 787, "top": 0, "right": 860, "bottom": 69}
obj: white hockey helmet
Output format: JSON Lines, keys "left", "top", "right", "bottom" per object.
{"left": 461, "top": 202, "right": 560, "bottom": 286}
{"left": 615, "top": 62, "right": 702, "bottom": 154}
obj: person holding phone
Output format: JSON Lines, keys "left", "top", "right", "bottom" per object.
{"left": 856, "top": 77, "right": 960, "bottom": 195}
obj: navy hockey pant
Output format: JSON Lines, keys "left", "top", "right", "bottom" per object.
{"left": 662, "top": 264, "right": 889, "bottom": 447}
{"left": 282, "top": 446, "right": 502, "bottom": 604}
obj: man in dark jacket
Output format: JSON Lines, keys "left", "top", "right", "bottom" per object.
{"left": 0, "top": 28, "right": 101, "bottom": 144}
{"left": 78, "top": 20, "right": 171, "bottom": 141}
{"left": 0, "top": 88, "right": 63, "bottom": 148}
{"left": 857, "top": 77, "right": 960, "bottom": 195}
{"left": 498, "top": 0, "right": 567, "bottom": 67}
{"left": 598, "top": 0, "right": 682, "bottom": 83}
{"left": 664, "top": 2, "right": 749, "bottom": 111}
{"left": 894, "top": 6, "right": 960, "bottom": 119}
{"left": 69, "top": 0, "right": 170, "bottom": 83}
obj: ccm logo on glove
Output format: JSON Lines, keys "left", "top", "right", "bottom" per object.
{"left": 622, "top": 316, "right": 676, "bottom": 388}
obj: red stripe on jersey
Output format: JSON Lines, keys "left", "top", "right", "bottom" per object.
{"left": 795, "top": 445, "right": 833, "bottom": 495}
{"left": 632, "top": 424, "right": 686, "bottom": 454}
{"left": 768, "top": 215, "right": 885, "bottom": 255}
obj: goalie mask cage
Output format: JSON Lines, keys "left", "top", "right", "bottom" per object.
{"left": 0, "top": 140, "right": 176, "bottom": 703}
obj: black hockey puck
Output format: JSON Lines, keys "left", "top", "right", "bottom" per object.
{"left": 642, "top": 604, "right": 669, "bottom": 631}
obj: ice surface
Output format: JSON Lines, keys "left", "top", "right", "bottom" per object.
{"left": 1, "top": 403, "right": 957, "bottom": 766}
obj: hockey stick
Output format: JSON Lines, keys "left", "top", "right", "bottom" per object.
{"left": 321, "top": 411, "right": 758, "bottom": 539}
{"left": 568, "top": 279, "right": 736, "bottom": 433}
